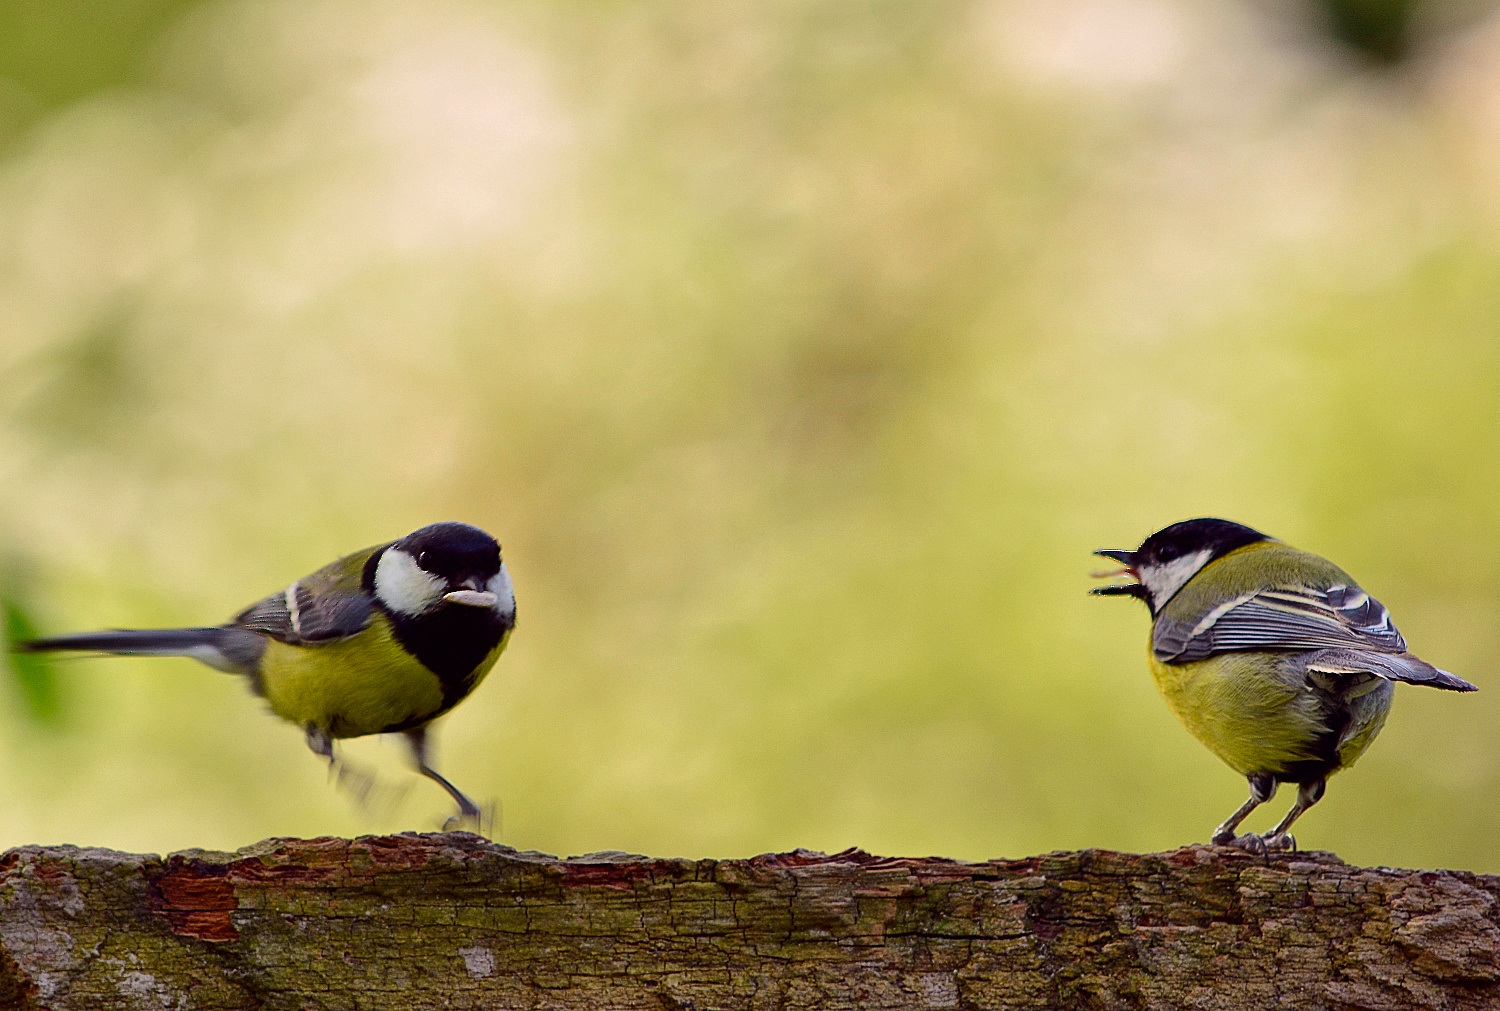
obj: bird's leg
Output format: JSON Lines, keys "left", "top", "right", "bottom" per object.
{"left": 403, "top": 727, "right": 491, "bottom": 835}
{"left": 305, "top": 724, "right": 335, "bottom": 763}
{"left": 1260, "top": 779, "right": 1326, "bottom": 853}
{"left": 1211, "top": 773, "right": 1278, "bottom": 849}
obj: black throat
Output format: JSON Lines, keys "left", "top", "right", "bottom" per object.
{"left": 383, "top": 602, "right": 513, "bottom": 710}
{"left": 364, "top": 550, "right": 514, "bottom": 711}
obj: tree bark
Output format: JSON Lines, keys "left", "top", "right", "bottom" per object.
{"left": 2, "top": 834, "right": 1498, "bottom": 1010}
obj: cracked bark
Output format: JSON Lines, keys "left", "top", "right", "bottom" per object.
{"left": 2, "top": 834, "right": 1498, "bottom": 1010}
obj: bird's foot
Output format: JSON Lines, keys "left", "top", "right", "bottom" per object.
{"left": 331, "top": 759, "right": 379, "bottom": 809}
{"left": 1261, "top": 831, "right": 1297, "bottom": 853}
{"left": 330, "top": 759, "right": 410, "bottom": 820}
{"left": 1228, "top": 833, "right": 1268, "bottom": 855}
{"left": 441, "top": 799, "right": 499, "bottom": 838}
{"left": 1215, "top": 832, "right": 1296, "bottom": 855}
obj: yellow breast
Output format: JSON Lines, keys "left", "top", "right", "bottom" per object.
{"left": 257, "top": 615, "right": 506, "bottom": 739}
{"left": 1147, "top": 644, "right": 1328, "bottom": 778}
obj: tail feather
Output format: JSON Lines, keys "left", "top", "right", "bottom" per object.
{"left": 19, "top": 628, "right": 259, "bottom": 674}
{"left": 1308, "top": 648, "right": 1477, "bottom": 692}
{"left": 1420, "top": 664, "right": 1479, "bottom": 692}
{"left": 1378, "top": 652, "right": 1478, "bottom": 692}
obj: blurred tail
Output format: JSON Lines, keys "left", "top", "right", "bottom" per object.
{"left": 18, "top": 628, "right": 259, "bottom": 675}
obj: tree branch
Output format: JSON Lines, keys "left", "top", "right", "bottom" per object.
{"left": 2, "top": 834, "right": 1498, "bottom": 1009}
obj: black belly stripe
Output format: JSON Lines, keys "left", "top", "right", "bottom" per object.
{"left": 1274, "top": 699, "right": 1351, "bottom": 785}
{"left": 378, "top": 603, "right": 514, "bottom": 714}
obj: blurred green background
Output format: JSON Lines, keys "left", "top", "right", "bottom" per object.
{"left": 2, "top": 0, "right": 1500, "bottom": 870}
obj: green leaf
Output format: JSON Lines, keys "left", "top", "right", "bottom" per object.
{"left": 3, "top": 598, "right": 64, "bottom": 726}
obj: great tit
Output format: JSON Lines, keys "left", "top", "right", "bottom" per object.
{"left": 1092, "top": 517, "right": 1475, "bottom": 852}
{"left": 20, "top": 521, "right": 516, "bottom": 829}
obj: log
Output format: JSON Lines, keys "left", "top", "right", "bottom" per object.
{"left": 1, "top": 834, "right": 1498, "bottom": 1009}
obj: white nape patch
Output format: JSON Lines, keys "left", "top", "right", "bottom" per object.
{"left": 489, "top": 563, "right": 516, "bottom": 618}
{"left": 1138, "top": 548, "right": 1214, "bottom": 611}
{"left": 374, "top": 548, "right": 444, "bottom": 616}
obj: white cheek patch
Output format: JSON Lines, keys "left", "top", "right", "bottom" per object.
{"left": 489, "top": 563, "right": 516, "bottom": 619}
{"left": 374, "top": 548, "right": 444, "bottom": 616}
{"left": 1139, "top": 549, "right": 1214, "bottom": 610}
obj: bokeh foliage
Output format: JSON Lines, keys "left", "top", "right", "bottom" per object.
{"left": 1317, "top": 0, "right": 1422, "bottom": 60}
{"left": 1, "top": 0, "right": 1500, "bottom": 871}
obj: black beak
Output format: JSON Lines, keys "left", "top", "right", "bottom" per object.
{"left": 1090, "top": 547, "right": 1147, "bottom": 603}
{"left": 1090, "top": 583, "right": 1149, "bottom": 599}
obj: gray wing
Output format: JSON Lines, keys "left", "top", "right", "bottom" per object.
{"left": 231, "top": 583, "right": 372, "bottom": 645}
{"left": 1154, "top": 583, "right": 1406, "bottom": 663}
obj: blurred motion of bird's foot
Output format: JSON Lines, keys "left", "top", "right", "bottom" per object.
{"left": 344, "top": 764, "right": 413, "bottom": 821}
{"left": 304, "top": 724, "right": 408, "bottom": 820}
{"left": 442, "top": 798, "right": 497, "bottom": 837}
{"left": 329, "top": 757, "right": 405, "bottom": 818}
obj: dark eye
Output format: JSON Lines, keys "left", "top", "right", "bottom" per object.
{"left": 417, "top": 551, "right": 429, "bottom": 567}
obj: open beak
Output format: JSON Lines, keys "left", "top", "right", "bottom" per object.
{"left": 1090, "top": 548, "right": 1145, "bottom": 599}
{"left": 444, "top": 589, "right": 498, "bottom": 608}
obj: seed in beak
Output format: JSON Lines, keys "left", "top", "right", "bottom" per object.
{"left": 444, "top": 590, "right": 498, "bottom": 607}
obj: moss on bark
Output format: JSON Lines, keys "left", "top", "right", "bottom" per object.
{"left": 2, "top": 834, "right": 1497, "bottom": 1009}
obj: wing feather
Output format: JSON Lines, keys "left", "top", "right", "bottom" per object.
{"left": 228, "top": 545, "right": 379, "bottom": 646}
{"left": 233, "top": 593, "right": 294, "bottom": 639}
{"left": 291, "top": 584, "right": 372, "bottom": 642}
{"left": 230, "top": 582, "right": 372, "bottom": 645}
{"left": 1155, "top": 582, "right": 1406, "bottom": 663}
